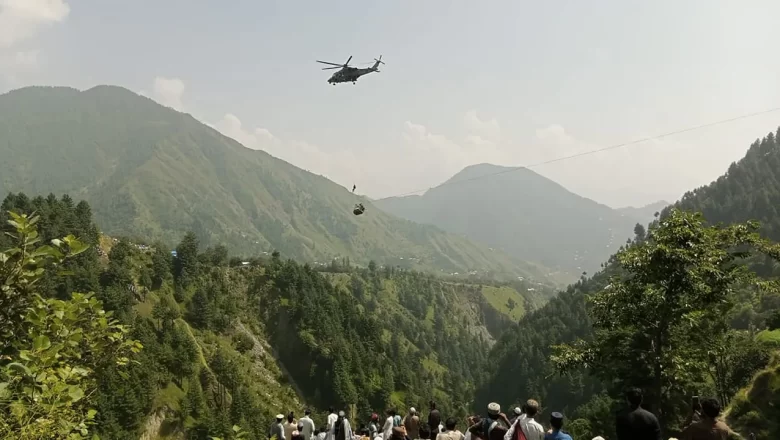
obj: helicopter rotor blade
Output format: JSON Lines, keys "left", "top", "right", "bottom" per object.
{"left": 322, "top": 66, "right": 341, "bottom": 70}
{"left": 345, "top": 55, "right": 353, "bottom": 65}
{"left": 316, "top": 60, "right": 344, "bottom": 67}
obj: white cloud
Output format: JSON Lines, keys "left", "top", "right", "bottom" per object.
{"left": 213, "top": 113, "right": 277, "bottom": 150}
{"left": 464, "top": 109, "right": 501, "bottom": 141}
{"left": 152, "top": 76, "right": 185, "bottom": 111}
{"left": 211, "top": 112, "right": 360, "bottom": 187}
{"left": 0, "top": 0, "right": 70, "bottom": 48}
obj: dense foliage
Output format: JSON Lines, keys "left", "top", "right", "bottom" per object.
{"left": 552, "top": 209, "right": 778, "bottom": 435}
{"left": 0, "top": 85, "right": 552, "bottom": 282}
{"left": 1, "top": 192, "right": 531, "bottom": 439}
{"left": 375, "top": 163, "right": 656, "bottom": 277}
{"left": 0, "top": 212, "right": 141, "bottom": 439}
{"left": 476, "top": 127, "right": 780, "bottom": 439}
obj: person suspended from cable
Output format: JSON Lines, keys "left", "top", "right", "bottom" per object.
{"left": 352, "top": 184, "right": 356, "bottom": 193}
{"left": 353, "top": 203, "right": 365, "bottom": 216}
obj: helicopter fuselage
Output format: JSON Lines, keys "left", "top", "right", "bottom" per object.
{"left": 328, "top": 67, "right": 378, "bottom": 84}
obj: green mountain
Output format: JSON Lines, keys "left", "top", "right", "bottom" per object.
{"left": 374, "top": 163, "right": 638, "bottom": 277}
{"left": 0, "top": 85, "right": 551, "bottom": 283}
{"left": 474, "top": 127, "right": 780, "bottom": 437}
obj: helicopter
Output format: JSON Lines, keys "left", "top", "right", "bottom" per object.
{"left": 316, "top": 55, "right": 385, "bottom": 85}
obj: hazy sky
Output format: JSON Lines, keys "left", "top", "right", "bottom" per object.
{"left": 2, "top": 0, "right": 780, "bottom": 208}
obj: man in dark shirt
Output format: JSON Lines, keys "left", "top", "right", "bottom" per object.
{"left": 615, "top": 388, "right": 662, "bottom": 440}
{"left": 428, "top": 401, "right": 442, "bottom": 436}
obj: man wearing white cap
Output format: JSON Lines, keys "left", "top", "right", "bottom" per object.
{"left": 270, "top": 414, "right": 286, "bottom": 440}
{"left": 404, "top": 407, "right": 420, "bottom": 440}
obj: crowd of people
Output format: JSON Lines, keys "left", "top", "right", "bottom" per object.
{"left": 268, "top": 400, "right": 571, "bottom": 440}
{"left": 268, "top": 389, "right": 743, "bottom": 440}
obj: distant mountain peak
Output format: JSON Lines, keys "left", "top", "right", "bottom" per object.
{"left": 376, "top": 163, "right": 639, "bottom": 278}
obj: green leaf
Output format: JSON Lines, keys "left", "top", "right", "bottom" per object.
{"left": 33, "top": 335, "right": 52, "bottom": 351}
{"left": 32, "top": 245, "right": 64, "bottom": 259}
{"left": 68, "top": 385, "right": 85, "bottom": 403}
{"left": 6, "top": 362, "right": 32, "bottom": 377}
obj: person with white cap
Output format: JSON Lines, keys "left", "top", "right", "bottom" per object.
{"left": 404, "top": 407, "right": 420, "bottom": 440}
{"left": 504, "top": 400, "right": 544, "bottom": 440}
{"left": 508, "top": 406, "right": 524, "bottom": 426}
{"left": 470, "top": 402, "right": 510, "bottom": 440}
{"left": 331, "top": 410, "right": 353, "bottom": 440}
{"left": 270, "top": 414, "right": 286, "bottom": 440}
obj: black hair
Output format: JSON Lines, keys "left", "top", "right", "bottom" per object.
{"left": 388, "top": 408, "right": 396, "bottom": 416}
{"left": 305, "top": 409, "right": 312, "bottom": 415}
{"left": 625, "top": 387, "right": 643, "bottom": 407}
{"left": 329, "top": 406, "right": 335, "bottom": 413}
{"left": 445, "top": 418, "right": 457, "bottom": 430}
{"left": 701, "top": 398, "right": 721, "bottom": 419}
{"left": 550, "top": 417, "right": 563, "bottom": 430}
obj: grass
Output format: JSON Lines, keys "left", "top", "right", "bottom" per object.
{"left": 756, "top": 329, "right": 780, "bottom": 346}
{"left": 153, "top": 382, "right": 185, "bottom": 412}
{"left": 481, "top": 285, "right": 526, "bottom": 321}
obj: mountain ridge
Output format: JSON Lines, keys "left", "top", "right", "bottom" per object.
{"left": 0, "top": 85, "right": 554, "bottom": 284}
{"left": 374, "top": 163, "right": 639, "bottom": 276}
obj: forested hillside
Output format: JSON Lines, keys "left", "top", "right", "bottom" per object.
{"left": 0, "top": 192, "right": 540, "bottom": 439}
{"left": 374, "top": 163, "right": 638, "bottom": 277}
{"left": 475, "top": 127, "right": 780, "bottom": 439}
{"left": 0, "top": 86, "right": 552, "bottom": 283}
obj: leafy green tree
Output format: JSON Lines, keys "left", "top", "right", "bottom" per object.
{"left": 0, "top": 211, "right": 142, "bottom": 439}
{"left": 150, "top": 242, "right": 172, "bottom": 288}
{"left": 708, "top": 330, "right": 772, "bottom": 406}
{"left": 174, "top": 232, "right": 200, "bottom": 287}
{"left": 552, "top": 209, "right": 779, "bottom": 434}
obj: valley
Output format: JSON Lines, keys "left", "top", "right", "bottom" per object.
{"left": 2, "top": 86, "right": 780, "bottom": 440}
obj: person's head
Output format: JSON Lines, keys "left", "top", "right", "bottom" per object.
{"left": 387, "top": 408, "right": 396, "bottom": 416}
{"left": 444, "top": 418, "right": 457, "bottom": 431}
{"left": 524, "top": 400, "right": 539, "bottom": 418}
{"left": 314, "top": 429, "right": 320, "bottom": 436}
{"left": 305, "top": 409, "right": 312, "bottom": 416}
{"left": 371, "top": 413, "right": 379, "bottom": 422}
{"left": 549, "top": 412, "right": 564, "bottom": 431}
{"left": 329, "top": 406, "right": 335, "bottom": 414}
{"left": 277, "top": 414, "right": 285, "bottom": 423}
{"left": 430, "top": 401, "right": 437, "bottom": 410}
{"left": 701, "top": 398, "right": 722, "bottom": 419}
{"left": 409, "top": 407, "right": 417, "bottom": 415}
{"left": 288, "top": 413, "right": 295, "bottom": 423}
{"left": 487, "top": 402, "right": 500, "bottom": 418}
{"left": 338, "top": 411, "right": 346, "bottom": 419}
{"left": 419, "top": 423, "right": 431, "bottom": 440}
{"left": 625, "top": 387, "right": 643, "bottom": 407}
{"left": 512, "top": 407, "right": 523, "bottom": 417}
